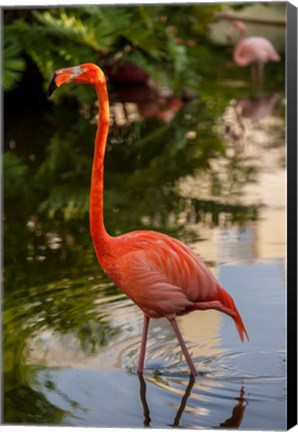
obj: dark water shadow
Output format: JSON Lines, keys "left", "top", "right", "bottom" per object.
{"left": 138, "top": 373, "right": 248, "bottom": 428}
{"left": 218, "top": 386, "right": 248, "bottom": 429}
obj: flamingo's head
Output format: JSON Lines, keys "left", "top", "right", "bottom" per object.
{"left": 233, "top": 21, "right": 247, "bottom": 31}
{"left": 48, "top": 63, "right": 106, "bottom": 97}
{"left": 226, "top": 20, "right": 247, "bottom": 41}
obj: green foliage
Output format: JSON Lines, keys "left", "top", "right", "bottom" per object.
{"left": 2, "top": 29, "right": 26, "bottom": 91}
{"left": 2, "top": 5, "right": 227, "bottom": 95}
{"left": 32, "top": 10, "right": 105, "bottom": 50}
{"left": 38, "top": 185, "right": 89, "bottom": 220}
{"left": 3, "top": 152, "right": 29, "bottom": 201}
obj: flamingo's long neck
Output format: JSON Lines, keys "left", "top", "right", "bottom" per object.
{"left": 90, "top": 81, "right": 111, "bottom": 258}
{"left": 234, "top": 28, "right": 249, "bottom": 66}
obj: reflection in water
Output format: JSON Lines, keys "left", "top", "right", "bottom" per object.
{"left": 219, "top": 386, "right": 248, "bottom": 428}
{"left": 235, "top": 93, "right": 280, "bottom": 122}
{"left": 221, "top": 93, "right": 281, "bottom": 144}
{"left": 138, "top": 374, "right": 195, "bottom": 427}
{"left": 216, "top": 225, "right": 257, "bottom": 264}
{"left": 138, "top": 374, "right": 247, "bottom": 428}
{"left": 138, "top": 374, "right": 151, "bottom": 426}
{"left": 4, "top": 383, "right": 60, "bottom": 424}
{"left": 171, "top": 375, "right": 195, "bottom": 427}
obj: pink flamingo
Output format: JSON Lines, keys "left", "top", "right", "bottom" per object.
{"left": 48, "top": 63, "right": 249, "bottom": 376}
{"left": 227, "top": 20, "right": 280, "bottom": 84}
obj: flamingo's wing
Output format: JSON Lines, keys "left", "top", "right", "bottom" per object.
{"left": 241, "top": 37, "right": 280, "bottom": 63}
{"left": 110, "top": 232, "right": 248, "bottom": 340}
{"left": 112, "top": 233, "right": 218, "bottom": 318}
{"left": 113, "top": 250, "right": 193, "bottom": 318}
{"left": 236, "top": 40, "right": 258, "bottom": 64}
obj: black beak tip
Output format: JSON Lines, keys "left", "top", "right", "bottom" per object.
{"left": 48, "top": 72, "right": 57, "bottom": 98}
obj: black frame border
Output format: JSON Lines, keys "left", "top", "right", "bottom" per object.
{"left": 287, "top": 1, "right": 297, "bottom": 429}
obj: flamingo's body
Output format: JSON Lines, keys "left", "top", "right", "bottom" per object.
{"left": 48, "top": 63, "right": 248, "bottom": 376}
{"left": 228, "top": 21, "right": 280, "bottom": 83}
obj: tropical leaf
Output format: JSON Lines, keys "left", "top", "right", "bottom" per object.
{"left": 84, "top": 6, "right": 132, "bottom": 35}
{"left": 2, "top": 30, "right": 26, "bottom": 91}
{"left": 3, "top": 152, "right": 28, "bottom": 200}
{"left": 3, "top": 5, "right": 209, "bottom": 95}
{"left": 38, "top": 185, "right": 89, "bottom": 220}
{"left": 33, "top": 10, "right": 103, "bottom": 51}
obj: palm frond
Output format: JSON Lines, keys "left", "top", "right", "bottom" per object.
{"left": 2, "top": 29, "right": 26, "bottom": 91}
{"left": 33, "top": 10, "right": 103, "bottom": 51}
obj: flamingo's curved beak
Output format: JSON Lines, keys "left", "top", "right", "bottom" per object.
{"left": 48, "top": 66, "right": 84, "bottom": 97}
{"left": 226, "top": 26, "right": 235, "bottom": 41}
{"left": 48, "top": 72, "right": 58, "bottom": 97}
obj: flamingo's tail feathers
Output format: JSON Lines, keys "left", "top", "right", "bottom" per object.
{"left": 216, "top": 285, "right": 249, "bottom": 342}
{"left": 271, "top": 52, "right": 281, "bottom": 62}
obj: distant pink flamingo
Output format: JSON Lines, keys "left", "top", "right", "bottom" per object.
{"left": 48, "top": 63, "right": 249, "bottom": 376}
{"left": 227, "top": 20, "right": 280, "bottom": 84}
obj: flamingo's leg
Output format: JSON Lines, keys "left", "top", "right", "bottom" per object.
{"left": 137, "top": 315, "right": 150, "bottom": 374}
{"left": 251, "top": 63, "right": 257, "bottom": 83}
{"left": 257, "top": 62, "right": 264, "bottom": 88}
{"left": 169, "top": 318, "right": 197, "bottom": 376}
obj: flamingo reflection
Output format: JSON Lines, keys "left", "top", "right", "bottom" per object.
{"left": 222, "top": 93, "right": 280, "bottom": 144}
{"left": 138, "top": 374, "right": 248, "bottom": 428}
{"left": 219, "top": 386, "right": 248, "bottom": 428}
{"left": 235, "top": 93, "right": 280, "bottom": 122}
